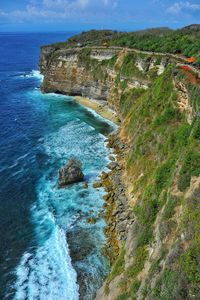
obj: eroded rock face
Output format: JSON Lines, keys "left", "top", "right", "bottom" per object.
{"left": 58, "top": 159, "right": 84, "bottom": 187}
{"left": 39, "top": 47, "right": 152, "bottom": 113}
{"left": 40, "top": 48, "right": 115, "bottom": 101}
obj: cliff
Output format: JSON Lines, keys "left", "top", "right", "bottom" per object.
{"left": 40, "top": 39, "right": 200, "bottom": 300}
{"left": 40, "top": 46, "right": 171, "bottom": 114}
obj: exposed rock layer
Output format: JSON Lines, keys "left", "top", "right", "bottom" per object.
{"left": 40, "top": 46, "right": 169, "bottom": 114}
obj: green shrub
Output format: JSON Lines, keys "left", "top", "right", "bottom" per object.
{"left": 127, "top": 246, "right": 148, "bottom": 278}
{"left": 134, "top": 196, "right": 159, "bottom": 226}
{"left": 180, "top": 241, "right": 200, "bottom": 294}
{"left": 152, "top": 269, "right": 181, "bottom": 300}
{"left": 179, "top": 194, "right": 200, "bottom": 294}
{"left": 137, "top": 226, "right": 153, "bottom": 247}
{"left": 120, "top": 80, "right": 128, "bottom": 91}
{"left": 149, "top": 259, "right": 161, "bottom": 275}
{"left": 191, "top": 118, "right": 200, "bottom": 140}
{"left": 109, "top": 28, "right": 200, "bottom": 60}
{"left": 117, "top": 293, "right": 129, "bottom": 300}
{"left": 159, "top": 219, "right": 177, "bottom": 240}
{"left": 187, "top": 84, "right": 200, "bottom": 113}
{"left": 153, "top": 106, "right": 177, "bottom": 126}
{"left": 155, "top": 159, "right": 176, "bottom": 194}
{"left": 108, "top": 248, "right": 125, "bottom": 282}
{"left": 162, "top": 195, "right": 180, "bottom": 220}
{"left": 130, "top": 280, "right": 141, "bottom": 299}
{"left": 78, "top": 48, "right": 92, "bottom": 65}
{"left": 176, "top": 124, "right": 191, "bottom": 146}
{"left": 120, "top": 88, "right": 146, "bottom": 119}
{"left": 108, "top": 54, "right": 118, "bottom": 67}
{"left": 178, "top": 150, "right": 200, "bottom": 191}
{"left": 120, "top": 53, "right": 147, "bottom": 80}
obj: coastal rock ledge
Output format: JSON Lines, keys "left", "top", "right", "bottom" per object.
{"left": 58, "top": 159, "right": 84, "bottom": 187}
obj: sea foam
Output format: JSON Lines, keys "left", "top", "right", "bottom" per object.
{"left": 14, "top": 229, "right": 79, "bottom": 300}
{"left": 14, "top": 179, "right": 79, "bottom": 300}
{"left": 19, "top": 70, "right": 44, "bottom": 81}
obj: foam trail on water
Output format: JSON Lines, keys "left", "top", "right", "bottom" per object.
{"left": 32, "top": 70, "right": 44, "bottom": 81}
{"left": 14, "top": 232, "right": 79, "bottom": 300}
{"left": 14, "top": 179, "right": 79, "bottom": 300}
{"left": 19, "top": 70, "right": 44, "bottom": 81}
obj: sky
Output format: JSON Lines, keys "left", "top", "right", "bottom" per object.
{"left": 0, "top": 0, "right": 200, "bottom": 32}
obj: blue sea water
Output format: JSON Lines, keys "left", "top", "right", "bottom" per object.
{"left": 0, "top": 33, "right": 115, "bottom": 299}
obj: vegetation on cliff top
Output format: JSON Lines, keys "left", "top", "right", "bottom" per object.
{"left": 49, "top": 25, "right": 200, "bottom": 63}
{"left": 109, "top": 26, "right": 200, "bottom": 62}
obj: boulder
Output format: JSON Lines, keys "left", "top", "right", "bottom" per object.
{"left": 116, "top": 220, "right": 127, "bottom": 233}
{"left": 101, "top": 171, "right": 109, "bottom": 180}
{"left": 82, "top": 182, "right": 88, "bottom": 189}
{"left": 108, "top": 162, "right": 118, "bottom": 170}
{"left": 58, "top": 159, "right": 84, "bottom": 187}
{"left": 86, "top": 217, "right": 97, "bottom": 224}
{"left": 93, "top": 181, "right": 102, "bottom": 188}
{"left": 109, "top": 155, "right": 115, "bottom": 161}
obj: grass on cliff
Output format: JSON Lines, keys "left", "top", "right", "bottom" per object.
{"left": 107, "top": 247, "right": 125, "bottom": 284}
{"left": 126, "top": 246, "right": 148, "bottom": 278}
{"left": 120, "top": 53, "right": 148, "bottom": 80}
{"left": 124, "top": 67, "right": 199, "bottom": 197}
{"left": 125, "top": 67, "right": 199, "bottom": 233}
{"left": 77, "top": 48, "right": 119, "bottom": 82}
{"left": 110, "top": 66, "right": 200, "bottom": 299}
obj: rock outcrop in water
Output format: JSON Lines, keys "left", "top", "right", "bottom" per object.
{"left": 58, "top": 159, "right": 84, "bottom": 187}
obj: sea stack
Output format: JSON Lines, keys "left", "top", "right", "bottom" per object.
{"left": 58, "top": 159, "right": 84, "bottom": 187}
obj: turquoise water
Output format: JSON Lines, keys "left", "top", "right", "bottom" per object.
{"left": 0, "top": 33, "right": 116, "bottom": 299}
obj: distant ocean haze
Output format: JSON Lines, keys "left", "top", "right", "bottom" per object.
{"left": 0, "top": 32, "right": 114, "bottom": 300}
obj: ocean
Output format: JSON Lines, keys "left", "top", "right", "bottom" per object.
{"left": 0, "top": 33, "right": 115, "bottom": 299}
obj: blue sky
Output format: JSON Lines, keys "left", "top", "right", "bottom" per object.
{"left": 0, "top": 0, "right": 200, "bottom": 32}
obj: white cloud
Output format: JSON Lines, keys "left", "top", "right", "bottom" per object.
{"left": 102, "top": 0, "right": 117, "bottom": 8}
{"left": 112, "top": 2, "right": 118, "bottom": 9}
{"left": 0, "top": 10, "right": 7, "bottom": 16}
{"left": 42, "top": 0, "right": 112, "bottom": 10}
{"left": 0, "top": 0, "right": 118, "bottom": 21}
{"left": 42, "top": 0, "right": 90, "bottom": 10}
{"left": 167, "top": 1, "right": 200, "bottom": 14}
{"left": 75, "top": 0, "right": 90, "bottom": 9}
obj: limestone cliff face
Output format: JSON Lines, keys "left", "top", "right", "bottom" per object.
{"left": 40, "top": 47, "right": 111, "bottom": 100}
{"left": 40, "top": 46, "right": 168, "bottom": 114}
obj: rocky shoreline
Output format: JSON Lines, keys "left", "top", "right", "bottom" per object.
{"left": 94, "top": 132, "right": 134, "bottom": 264}
{"left": 71, "top": 95, "right": 133, "bottom": 265}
